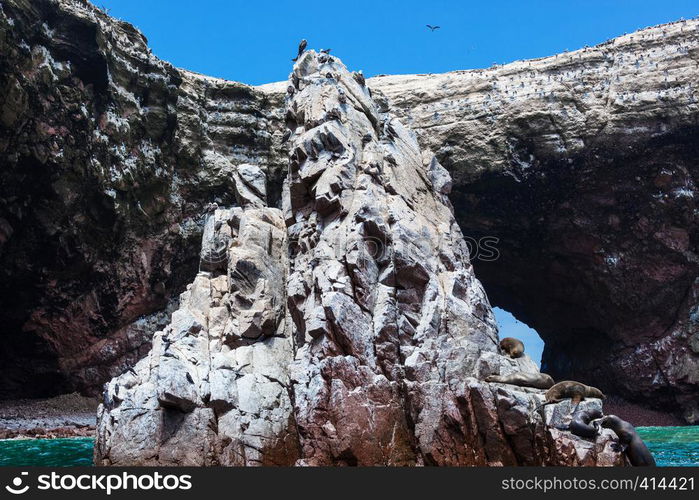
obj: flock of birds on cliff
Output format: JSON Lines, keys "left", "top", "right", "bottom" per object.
{"left": 289, "top": 17, "right": 697, "bottom": 113}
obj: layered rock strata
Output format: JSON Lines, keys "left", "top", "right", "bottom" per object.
{"left": 0, "top": 0, "right": 285, "bottom": 396}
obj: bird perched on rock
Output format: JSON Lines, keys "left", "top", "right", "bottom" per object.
{"left": 353, "top": 70, "right": 365, "bottom": 87}
{"left": 320, "top": 48, "right": 332, "bottom": 54}
{"left": 292, "top": 39, "right": 307, "bottom": 61}
{"left": 426, "top": 24, "right": 440, "bottom": 32}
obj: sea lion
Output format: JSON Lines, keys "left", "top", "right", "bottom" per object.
{"left": 533, "top": 380, "right": 606, "bottom": 414}
{"left": 486, "top": 372, "right": 555, "bottom": 389}
{"left": 597, "top": 415, "right": 656, "bottom": 466}
{"left": 556, "top": 407, "right": 603, "bottom": 438}
{"left": 500, "top": 337, "right": 524, "bottom": 358}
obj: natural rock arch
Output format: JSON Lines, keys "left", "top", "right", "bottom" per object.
{"left": 370, "top": 23, "right": 699, "bottom": 422}
{"left": 0, "top": 0, "right": 696, "bottom": 427}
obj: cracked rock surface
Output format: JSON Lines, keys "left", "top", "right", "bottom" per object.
{"left": 1, "top": 0, "right": 696, "bottom": 425}
{"left": 96, "top": 207, "right": 299, "bottom": 465}
{"left": 95, "top": 52, "right": 623, "bottom": 466}
{"left": 0, "top": 0, "right": 285, "bottom": 397}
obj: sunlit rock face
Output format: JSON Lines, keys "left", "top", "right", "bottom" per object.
{"left": 95, "top": 207, "right": 300, "bottom": 466}
{"left": 369, "top": 19, "right": 699, "bottom": 423}
{"left": 94, "top": 51, "right": 622, "bottom": 466}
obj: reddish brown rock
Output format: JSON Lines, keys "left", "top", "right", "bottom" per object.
{"left": 1, "top": 0, "right": 691, "bottom": 464}
{"left": 1, "top": 0, "right": 696, "bottom": 426}
{"left": 0, "top": 0, "right": 286, "bottom": 397}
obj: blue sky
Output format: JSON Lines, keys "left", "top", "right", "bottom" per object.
{"left": 493, "top": 308, "right": 544, "bottom": 366}
{"left": 99, "top": 0, "right": 699, "bottom": 85}
{"left": 97, "top": 1, "right": 697, "bottom": 363}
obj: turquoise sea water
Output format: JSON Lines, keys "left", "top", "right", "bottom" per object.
{"left": 0, "top": 437, "right": 93, "bottom": 467}
{"left": 0, "top": 428, "right": 696, "bottom": 466}
{"left": 637, "top": 426, "right": 699, "bottom": 467}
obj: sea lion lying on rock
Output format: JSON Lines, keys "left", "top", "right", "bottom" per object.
{"left": 555, "top": 407, "right": 603, "bottom": 438}
{"left": 533, "top": 380, "right": 606, "bottom": 414}
{"left": 596, "top": 415, "right": 656, "bottom": 466}
{"left": 486, "top": 372, "right": 555, "bottom": 389}
{"left": 499, "top": 337, "right": 524, "bottom": 358}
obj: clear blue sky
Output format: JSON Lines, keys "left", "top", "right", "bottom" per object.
{"left": 99, "top": 0, "right": 699, "bottom": 85}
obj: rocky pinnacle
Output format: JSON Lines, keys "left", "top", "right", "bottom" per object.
{"left": 94, "top": 51, "right": 624, "bottom": 466}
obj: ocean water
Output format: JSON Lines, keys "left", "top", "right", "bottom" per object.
{"left": 0, "top": 437, "right": 93, "bottom": 467}
{"left": 637, "top": 426, "right": 699, "bottom": 467}
{"left": 0, "top": 428, "right": 697, "bottom": 466}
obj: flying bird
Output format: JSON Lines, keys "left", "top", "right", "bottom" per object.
{"left": 292, "top": 38, "right": 307, "bottom": 61}
{"left": 426, "top": 25, "right": 440, "bottom": 32}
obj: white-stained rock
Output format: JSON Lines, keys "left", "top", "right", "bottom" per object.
{"left": 95, "top": 205, "right": 299, "bottom": 465}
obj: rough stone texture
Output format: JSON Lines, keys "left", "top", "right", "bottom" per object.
{"left": 96, "top": 207, "right": 299, "bottom": 465}
{"left": 0, "top": 392, "right": 97, "bottom": 439}
{"left": 0, "top": 0, "right": 286, "bottom": 397}
{"left": 95, "top": 51, "right": 623, "bottom": 467}
{"left": 369, "top": 20, "right": 699, "bottom": 423}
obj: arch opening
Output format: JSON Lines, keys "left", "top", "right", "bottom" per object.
{"left": 493, "top": 307, "right": 545, "bottom": 367}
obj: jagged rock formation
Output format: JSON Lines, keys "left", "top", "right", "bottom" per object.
{"left": 369, "top": 20, "right": 699, "bottom": 423}
{"left": 0, "top": 0, "right": 696, "bottom": 429}
{"left": 95, "top": 51, "right": 623, "bottom": 466}
{"left": 96, "top": 207, "right": 299, "bottom": 465}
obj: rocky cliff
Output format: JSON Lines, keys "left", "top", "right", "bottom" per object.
{"left": 0, "top": 0, "right": 285, "bottom": 396}
{"left": 369, "top": 20, "right": 699, "bottom": 423}
{"left": 95, "top": 51, "right": 622, "bottom": 466}
{"left": 0, "top": 0, "right": 696, "bottom": 458}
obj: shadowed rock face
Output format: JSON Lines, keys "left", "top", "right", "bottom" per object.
{"left": 370, "top": 19, "right": 699, "bottom": 423}
{"left": 0, "top": 0, "right": 696, "bottom": 430}
{"left": 95, "top": 51, "right": 623, "bottom": 466}
{"left": 0, "top": 0, "right": 285, "bottom": 396}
